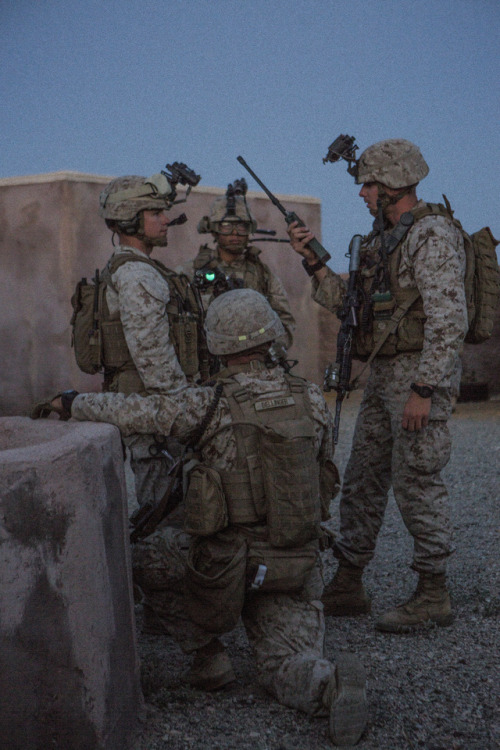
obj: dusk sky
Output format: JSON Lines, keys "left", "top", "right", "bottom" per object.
{"left": 2, "top": 0, "right": 498, "bottom": 269}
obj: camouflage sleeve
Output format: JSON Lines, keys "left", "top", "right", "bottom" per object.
{"left": 112, "top": 261, "right": 187, "bottom": 392}
{"left": 404, "top": 216, "right": 468, "bottom": 385}
{"left": 71, "top": 388, "right": 214, "bottom": 440}
{"left": 307, "top": 382, "right": 334, "bottom": 462}
{"left": 311, "top": 266, "right": 346, "bottom": 314}
{"left": 261, "top": 264, "right": 296, "bottom": 348}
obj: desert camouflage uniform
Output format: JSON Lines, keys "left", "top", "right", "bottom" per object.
{"left": 106, "top": 244, "right": 188, "bottom": 508}
{"left": 312, "top": 204, "right": 468, "bottom": 574}
{"left": 71, "top": 362, "right": 338, "bottom": 716}
{"left": 179, "top": 245, "right": 296, "bottom": 349}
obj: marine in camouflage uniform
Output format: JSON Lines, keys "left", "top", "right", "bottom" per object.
{"left": 178, "top": 191, "right": 295, "bottom": 349}
{"left": 289, "top": 139, "right": 468, "bottom": 632}
{"left": 98, "top": 173, "right": 201, "bottom": 509}
{"left": 69, "top": 289, "right": 368, "bottom": 747}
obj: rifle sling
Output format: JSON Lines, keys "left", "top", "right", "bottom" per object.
{"left": 350, "top": 288, "right": 421, "bottom": 389}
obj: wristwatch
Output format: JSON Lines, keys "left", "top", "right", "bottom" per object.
{"left": 302, "top": 257, "right": 325, "bottom": 276}
{"left": 60, "top": 389, "right": 79, "bottom": 416}
{"left": 410, "top": 383, "right": 434, "bottom": 399}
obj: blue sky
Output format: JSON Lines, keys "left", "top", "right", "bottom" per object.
{"left": 1, "top": 0, "right": 499, "bottom": 269}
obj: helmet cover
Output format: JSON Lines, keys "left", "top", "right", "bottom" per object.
{"left": 355, "top": 139, "right": 429, "bottom": 188}
{"left": 204, "top": 289, "right": 284, "bottom": 355}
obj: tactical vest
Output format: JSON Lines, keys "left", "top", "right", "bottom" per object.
{"left": 217, "top": 371, "right": 323, "bottom": 548}
{"left": 352, "top": 199, "right": 499, "bottom": 358}
{"left": 71, "top": 251, "right": 206, "bottom": 394}
{"left": 193, "top": 244, "right": 272, "bottom": 295}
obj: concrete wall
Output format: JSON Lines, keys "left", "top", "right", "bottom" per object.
{"left": 0, "top": 172, "right": 337, "bottom": 416}
{"left": 0, "top": 417, "right": 142, "bottom": 749}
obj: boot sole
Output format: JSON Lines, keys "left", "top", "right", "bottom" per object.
{"left": 330, "top": 653, "right": 368, "bottom": 746}
{"left": 375, "top": 613, "right": 454, "bottom": 634}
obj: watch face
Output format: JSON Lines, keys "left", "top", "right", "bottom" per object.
{"left": 411, "top": 383, "right": 433, "bottom": 398}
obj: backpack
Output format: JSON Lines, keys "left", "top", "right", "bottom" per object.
{"left": 412, "top": 197, "right": 499, "bottom": 344}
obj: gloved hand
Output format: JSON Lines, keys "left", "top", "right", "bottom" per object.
{"left": 30, "top": 390, "right": 79, "bottom": 421}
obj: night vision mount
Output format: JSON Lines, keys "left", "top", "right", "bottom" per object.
{"left": 161, "top": 162, "right": 201, "bottom": 204}
{"left": 323, "top": 134, "right": 359, "bottom": 177}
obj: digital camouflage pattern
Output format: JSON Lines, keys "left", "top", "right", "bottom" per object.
{"left": 355, "top": 139, "right": 429, "bottom": 188}
{"left": 204, "top": 287, "right": 285, "bottom": 355}
{"left": 311, "top": 202, "right": 468, "bottom": 575}
{"left": 99, "top": 175, "right": 171, "bottom": 220}
{"left": 179, "top": 245, "right": 296, "bottom": 349}
{"left": 71, "top": 361, "right": 339, "bottom": 714}
{"left": 106, "top": 245, "right": 188, "bottom": 393}
{"left": 105, "top": 244, "right": 188, "bottom": 507}
{"left": 205, "top": 194, "right": 256, "bottom": 229}
{"left": 72, "top": 361, "right": 332, "bottom": 471}
{"left": 337, "top": 352, "right": 457, "bottom": 574}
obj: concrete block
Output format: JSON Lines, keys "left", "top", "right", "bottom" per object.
{"left": 0, "top": 417, "right": 142, "bottom": 750}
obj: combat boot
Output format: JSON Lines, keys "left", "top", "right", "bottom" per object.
{"left": 187, "top": 638, "right": 236, "bottom": 691}
{"left": 322, "top": 560, "right": 371, "bottom": 616}
{"left": 325, "top": 652, "right": 368, "bottom": 746}
{"left": 375, "top": 572, "right": 453, "bottom": 633}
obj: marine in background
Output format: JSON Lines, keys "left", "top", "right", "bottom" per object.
{"left": 178, "top": 180, "right": 295, "bottom": 350}
{"left": 64, "top": 289, "right": 367, "bottom": 747}
{"left": 289, "top": 138, "right": 468, "bottom": 633}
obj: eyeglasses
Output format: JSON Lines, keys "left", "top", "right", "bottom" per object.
{"left": 216, "top": 221, "right": 251, "bottom": 236}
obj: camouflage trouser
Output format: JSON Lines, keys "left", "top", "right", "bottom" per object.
{"left": 133, "top": 526, "right": 334, "bottom": 716}
{"left": 337, "top": 353, "right": 460, "bottom": 575}
{"left": 241, "top": 562, "right": 333, "bottom": 717}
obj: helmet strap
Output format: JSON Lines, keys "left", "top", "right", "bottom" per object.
{"left": 375, "top": 182, "right": 416, "bottom": 213}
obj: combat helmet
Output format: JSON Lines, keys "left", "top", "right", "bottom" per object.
{"left": 355, "top": 139, "right": 429, "bottom": 188}
{"left": 198, "top": 191, "right": 257, "bottom": 234}
{"left": 99, "top": 173, "right": 173, "bottom": 221}
{"left": 204, "top": 289, "right": 284, "bottom": 355}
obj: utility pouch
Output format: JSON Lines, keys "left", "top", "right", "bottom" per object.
{"left": 70, "top": 277, "right": 104, "bottom": 374}
{"left": 184, "top": 463, "right": 228, "bottom": 536}
{"left": 261, "top": 417, "right": 321, "bottom": 548}
{"left": 186, "top": 536, "right": 247, "bottom": 633}
{"left": 247, "top": 539, "right": 318, "bottom": 592}
{"left": 100, "top": 319, "right": 131, "bottom": 368}
{"left": 371, "top": 291, "right": 395, "bottom": 320}
{"left": 171, "top": 314, "right": 199, "bottom": 377}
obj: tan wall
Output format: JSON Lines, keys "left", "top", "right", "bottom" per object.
{"left": 1, "top": 172, "right": 498, "bottom": 416}
{"left": 0, "top": 172, "right": 337, "bottom": 416}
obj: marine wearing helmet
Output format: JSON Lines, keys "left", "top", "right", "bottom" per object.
{"left": 99, "top": 173, "right": 174, "bottom": 244}
{"left": 204, "top": 288, "right": 284, "bottom": 356}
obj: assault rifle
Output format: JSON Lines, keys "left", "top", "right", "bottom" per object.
{"left": 323, "top": 235, "right": 362, "bottom": 443}
{"left": 236, "top": 155, "right": 331, "bottom": 264}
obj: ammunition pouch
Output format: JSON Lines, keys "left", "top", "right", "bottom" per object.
{"left": 184, "top": 463, "right": 228, "bottom": 536}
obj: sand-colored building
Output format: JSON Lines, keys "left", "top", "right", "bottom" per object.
{"left": 0, "top": 172, "right": 498, "bottom": 416}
